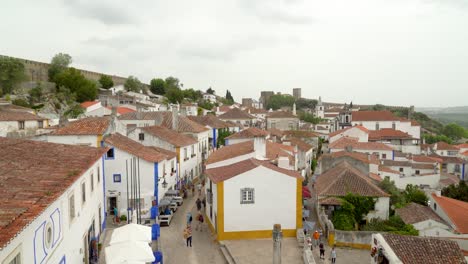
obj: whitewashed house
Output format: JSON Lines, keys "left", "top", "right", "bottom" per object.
{"left": 0, "top": 103, "right": 49, "bottom": 137}
{"left": 225, "top": 127, "right": 270, "bottom": 145}
{"left": 218, "top": 108, "right": 255, "bottom": 128}
{"left": 0, "top": 137, "right": 107, "bottom": 264}
{"left": 328, "top": 125, "right": 369, "bottom": 144}
{"left": 103, "top": 133, "right": 178, "bottom": 218}
{"left": 378, "top": 159, "right": 440, "bottom": 189}
{"left": 203, "top": 93, "right": 217, "bottom": 103}
{"left": 80, "top": 101, "right": 112, "bottom": 117}
{"left": 205, "top": 137, "right": 303, "bottom": 240}
{"left": 129, "top": 125, "right": 201, "bottom": 185}
{"left": 188, "top": 115, "right": 231, "bottom": 149}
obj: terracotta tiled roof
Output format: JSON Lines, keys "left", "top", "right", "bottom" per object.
{"left": 324, "top": 113, "right": 338, "bottom": 117}
{"left": 219, "top": 108, "right": 255, "bottom": 120}
{"left": 160, "top": 114, "right": 209, "bottom": 133}
{"left": 351, "top": 111, "right": 400, "bottom": 121}
{"left": 206, "top": 158, "right": 302, "bottom": 183}
{"left": 266, "top": 141, "right": 295, "bottom": 165}
{"left": 188, "top": 115, "right": 230, "bottom": 129}
{"left": 431, "top": 193, "right": 468, "bottom": 233}
{"left": 106, "top": 106, "right": 136, "bottom": 115}
{"left": 104, "top": 133, "right": 168, "bottom": 162}
{"left": 319, "top": 197, "right": 342, "bottom": 205}
{"left": 267, "top": 128, "right": 284, "bottom": 138}
{"left": 283, "top": 138, "right": 313, "bottom": 152}
{"left": 316, "top": 161, "right": 389, "bottom": 197}
{"left": 412, "top": 163, "right": 435, "bottom": 170}
{"left": 80, "top": 101, "right": 100, "bottom": 108}
{"left": 396, "top": 202, "right": 447, "bottom": 225}
{"left": 119, "top": 111, "right": 163, "bottom": 120}
{"left": 324, "top": 151, "right": 379, "bottom": 165}
{"left": 412, "top": 155, "right": 440, "bottom": 163}
{"left": 206, "top": 141, "right": 254, "bottom": 164}
{"left": 329, "top": 137, "right": 394, "bottom": 151}
{"left": 147, "top": 146, "right": 177, "bottom": 159}
{"left": 282, "top": 130, "right": 319, "bottom": 138}
{"left": 369, "top": 173, "right": 383, "bottom": 182}
{"left": 431, "top": 154, "right": 465, "bottom": 164}
{"left": 462, "top": 150, "right": 468, "bottom": 156}
{"left": 410, "top": 120, "right": 420, "bottom": 126}
{"left": 329, "top": 126, "right": 369, "bottom": 138}
{"left": 439, "top": 175, "right": 460, "bottom": 188}
{"left": 226, "top": 127, "right": 269, "bottom": 139}
{"left": 267, "top": 111, "right": 298, "bottom": 118}
{"left": 382, "top": 160, "right": 411, "bottom": 167}
{"left": 0, "top": 105, "right": 47, "bottom": 121}
{"left": 213, "top": 105, "right": 233, "bottom": 113}
{"left": 457, "top": 144, "right": 468, "bottom": 149}
{"left": 141, "top": 125, "right": 197, "bottom": 147}
{"left": 244, "top": 107, "right": 268, "bottom": 114}
{"left": 324, "top": 107, "right": 342, "bottom": 113}
{"left": 378, "top": 165, "right": 400, "bottom": 174}
{"left": 382, "top": 233, "right": 465, "bottom": 263}
{"left": 0, "top": 137, "right": 107, "bottom": 249}
{"left": 50, "top": 117, "right": 110, "bottom": 135}
{"left": 434, "top": 141, "right": 459, "bottom": 151}
{"left": 368, "top": 129, "right": 413, "bottom": 141}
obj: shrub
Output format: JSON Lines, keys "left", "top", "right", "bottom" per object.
{"left": 120, "top": 214, "right": 127, "bottom": 222}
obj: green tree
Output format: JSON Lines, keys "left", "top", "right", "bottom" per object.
{"left": 0, "top": 56, "right": 26, "bottom": 95}
{"left": 165, "top": 76, "right": 181, "bottom": 90}
{"left": 378, "top": 177, "right": 406, "bottom": 209}
{"left": 442, "top": 181, "right": 468, "bottom": 202}
{"left": 198, "top": 100, "right": 214, "bottom": 110}
{"left": 44, "top": 87, "right": 84, "bottom": 118}
{"left": 150, "top": 78, "right": 166, "bottom": 95}
{"left": 165, "top": 87, "right": 184, "bottom": 104}
{"left": 266, "top": 94, "right": 295, "bottom": 110}
{"left": 342, "top": 193, "right": 376, "bottom": 228}
{"left": 403, "top": 184, "right": 428, "bottom": 206}
{"left": 442, "top": 123, "right": 467, "bottom": 140}
{"left": 423, "top": 134, "right": 453, "bottom": 144}
{"left": 299, "top": 112, "right": 322, "bottom": 124}
{"left": 217, "top": 129, "right": 233, "bottom": 148}
{"left": 183, "top": 88, "right": 202, "bottom": 101}
{"left": 296, "top": 98, "right": 318, "bottom": 110}
{"left": 124, "top": 76, "right": 143, "bottom": 92}
{"left": 12, "top": 98, "right": 30, "bottom": 108}
{"left": 206, "top": 87, "right": 215, "bottom": 95}
{"left": 54, "top": 68, "right": 97, "bottom": 102}
{"left": 225, "top": 90, "right": 234, "bottom": 104}
{"left": 99, "top": 75, "right": 114, "bottom": 89}
{"left": 362, "top": 216, "right": 418, "bottom": 235}
{"left": 48, "top": 53, "right": 72, "bottom": 82}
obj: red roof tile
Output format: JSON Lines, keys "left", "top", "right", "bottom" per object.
{"left": 329, "top": 126, "right": 369, "bottom": 138}
{"left": 456, "top": 144, "right": 468, "bottom": 149}
{"left": 434, "top": 141, "right": 459, "bottom": 151}
{"left": 267, "top": 128, "right": 284, "bottom": 138}
{"left": 352, "top": 111, "right": 400, "bottom": 121}
{"left": 0, "top": 105, "right": 47, "bottom": 121}
{"left": 206, "top": 141, "right": 254, "bottom": 164}
{"left": 188, "top": 115, "right": 230, "bottom": 129}
{"left": 382, "top": 233, "right": 465, "bottom": 263}
{"left": 378, "top": 165, "right": 400, "bottom": 174}
{"left": 412, "top": 155, "right": 440, "bottom": 163}
{"left": 80, "top": 101, "right": 100, "bottom": 108}
{"left": 316, "top": 161, "right": 389, "bottom": 197}
{"left": 119, "top": 111, "right": 209, "bottom": 133}
{"left": 50, "top": 117, "right": 110, "bottom": 135}
{"left": 106, "top": 106, "right": 136, "bottom": 115}
{"left": 104, "top": 133, "right": 168, "bottom": 162}
{"left": 329, "top": 137, "right": 393, "bottom": 151}
{"left": 206, "top": 158, "right": 302, "bottom": 183}
{"left": 282, "top": 130, "right": 320, "bottom": 138}
{"left": 282, "top": 138, "right": 313, "bottom": 152}
{"left": 141, "top": 125, "right": 197, "bottom": 147}
{"left": 368, "top": 129, "right": 413, "bottom": 141}
{"left": 396, "top": 202, "right": 447, "bottom": 225}
{"left": 226, "top": 127, "right": 269, "bottom": 139}
{"left": 323, "top": 151, "right": 379, "bottom": 165}
{"left": 0, "top": 137, "right": 107, "bottom": 249}
{"left": 431, "top": 193, "right": 468, "bottom": 233}
{"left": 219, "top": 108, "right": 255, "bottom": 120}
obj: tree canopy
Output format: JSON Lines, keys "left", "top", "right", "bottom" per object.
{"left": 99, "top": 75, "right": 114, "bottom": 89}
{"left": 54, "top": 68, "right": 98, "bottom": 102}
{"left": 225, "top": 90, "right": 234, "bottom": 104}
{"left": 48, "top": 53, "right": 72, "bottom": 82}
{"left": 206, "top": 87, "right": 215, "bottom": 95}
{"left": 165, "top": 87, "right": 184, "bottom": 104}
{"left": 150, "top": 78, "right": 166, "bottom": 95}
{"left": 165, "top": 76, "right": 181, "bottom": 90}
{"left": 296, "top": 98, "right": 317, "bottom": 110}
{"left": 266, "top": 94, "right": 295, "bottom": 110}
{"left": 442, "top": 181, "right": 468, "bottom": 202}
{"left": 442, "top": 123, "right": 468, "bottom": 140}
{"left": 299, "top": 112, "right": 322, "bottom": 124}
{"left": 332, "top": 193, "right": 376, "bottom": 230}
{"left": 0, "top": 56, "right": 26, "bottom": 95}
{"left": 124, "top": 76, "right": 143, "bottom": 92}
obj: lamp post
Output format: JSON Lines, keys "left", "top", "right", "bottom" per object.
{"left": 273, "top": 224, "right": 282, "bottom": 264}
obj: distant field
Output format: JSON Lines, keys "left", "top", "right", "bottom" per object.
{"left": 423, "top": 113, "right": 468, "bottom": 128}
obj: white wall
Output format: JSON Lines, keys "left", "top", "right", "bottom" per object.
{"left": 413, "top": 220, "right": 453, "bottom": 237}
{"left": 351, "top": 120, "right": 420, "bottom": 139}
{"left": 47, "top": 135, "right": 99, "bottom": 147}
{"left": 367, "top": 197, "right": 389, "bottom": 220}
{"left": 223, "top": 166, "right": 298, "bottom": 232}
{"left": 329, "top": 128, "right": 369, "bottom": 144}
{"left": 0, "top": 160, "right": 104, "bottom": 264}
{"left": 226, "top": 138, "right": 252, "bottom": 146}
{"left": 84, "top": 106, "right": 112, "bottom": 117}
{"left": 0, "top": 120, "right": 46, "bottom": 137}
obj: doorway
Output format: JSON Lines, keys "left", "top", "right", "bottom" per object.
{"left": 109, "top": 197, "right": 117, "bottom": 215}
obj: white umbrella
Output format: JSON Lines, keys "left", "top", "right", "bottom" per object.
{"left": 132, "top": 210, "right": 138, "bottom": 224}
{"left": 105, "top": 241, "right": 155, "bottom": 264}
{"left": 109, "top": 223, "right": 152, "bottom": 245}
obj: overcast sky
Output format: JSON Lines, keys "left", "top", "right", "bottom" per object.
{"left": 2, "top": 0, "right": 468, "bottom": 107}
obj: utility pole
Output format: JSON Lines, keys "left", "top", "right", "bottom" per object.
{"left": 273, "top": 224, "right": 282, "bottom": 264}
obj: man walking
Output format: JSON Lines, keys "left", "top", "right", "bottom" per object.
{"left": 202, "top": 197, "right": 206, "bottom": 211}
{"left": 319, "top": 242, "right": 325, "bottom": 259}
{"left": 187, "top": 212, "right": 192, "bottom": 226}
{"left": 196, "top": 198, "right": 202, "bottom": 212}
{"left": 184, "top": 225, "right": 192, "bottom": 247}
{"left": 313, "top": 230, "right": 320, "bottom": 247}
{"left": 113, "top": 207, "right": 119, "bottom": 224}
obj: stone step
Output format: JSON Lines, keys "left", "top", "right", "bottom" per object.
{"left": 219, "top": 243, "right": 236, "bottom": 264}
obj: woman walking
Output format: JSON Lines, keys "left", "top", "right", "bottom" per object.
{"left": 330, "top": 246, "right": 337, "bottom": 263}
{"left": 184, "top": 225, "right": 192, "bottom": 247}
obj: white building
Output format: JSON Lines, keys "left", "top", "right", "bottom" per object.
{"left": 225, "top": 127, "right": 270, "bottom": 145}
{"left": 80, "top": 101, "right": 112, "bottom": 117}
{"left": 218, "top": 108, "right": 255, "bottom": 128}
{"left": 0, "top": 137, "right": 107, "bottom": 264}
{"left": 329, "top": 126, "right": 369, "bottom": 144}
{"left": 203, "top": 93, "right": 217, "bottom": 103}
{"left": 205, "top": 137, "right": 303, "bottom": 240}
{"left": 378, "top": 159, "right": 440, "bottom": 189}
{"left": 0, "top": 103, "right": 49, "bottom": 137}
{"left": 103, "top": 133, "right": 178, "bottom": 218}
{"left": 328, "top": 137, "right": 394, "bottom": 160}
{"left": 188, "top": 115, "right": 231, "bottom": 149}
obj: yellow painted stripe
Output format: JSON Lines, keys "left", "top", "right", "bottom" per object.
{"left": 296, "top": 178, "right": 303, "bottom": 229}
{"left": 217, "top": 182, "right": 225, "bottom": 240}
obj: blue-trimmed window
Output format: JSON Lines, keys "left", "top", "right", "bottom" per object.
{"left": 113, "top": 174, "right": 121, "bottom": 183}
{"left": 106, "top": 148, "right": 115, "bottom": 159}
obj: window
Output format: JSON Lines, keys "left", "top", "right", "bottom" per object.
{"left": 6, "top": 247, "right": 21, "bottom": 264}
{"left": 106, "top": 148, "right": 115, "bottom": 159}
{"left": 69, "top": 194, "right": 75, "bottom": 221}
{"left": 375, "top": 122, "right": 380, "bottom": 130}
{"left": 97, "top": 166, "right": 100, "bottom": 183}
{"left": 415, "top": 170, "right": 420, "bottom": 175}
{"left": 382, "top": 154, "right": 387, "bottom": 159}
{"left": 90, "top": 173, "right": 94, "bottom": 192}
{"left": 399, "top": 168, "right": 404, "bottom": 172}
{"left": 184, "top": 148, "right": 188, "bottom": 160}
{"left": 191, "top": 145, "right": 195, "bottom": 155}
{"left": 81, "top": 182, "right": 86, "bottom": 204}
{"left": 433, "top": 203, "right": 437, "bottom": 210}
{"left": 113, "top": 174, "right": 121, "bottom": 183}
{"left": 271, "top": 122, "right": 276, "bottom": 129}
{"left": 139, "top": 133, "right": 145, "bottom": 141}
{"left": 38, "top": 120, "right": 44, "bottom": 128}
{"left": 98, "top": 205, "right": 102, "bottom": 234}
{"left": 45, "top": 222, "right": 53, "bottom": 249}
{"left": 240, "top": 188, "right": 255, "bottom": 204}
{"left": 392, "top": 122, "right": 396, "bottom": 129}
{"left": 18, "top": 121, "right": 25, "bottom": 130}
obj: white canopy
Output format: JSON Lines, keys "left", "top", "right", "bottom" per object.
{"left": 109, "top": 223, "right": 152, "bottom": 245}
{"left": 105, "top": 241, "right": 155, "bottom": 264}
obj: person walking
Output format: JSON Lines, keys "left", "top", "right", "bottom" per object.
{"left": 186, "top": 212, "right": 192, "bottom": 226}
{"left": 196, "top": 213, "right": 204, "bottom": 231}
{"left": 197, "top": 183, "right": 202, "bottom": 196}
{"left": 113, "top": 207, "right": 118, "bottom": 224}
{"left": 184, "top": 225, "right": 192, "bottom": 247}
{"left": 330, "top": 246, "right": 337, "bottom": 263}
{"left": 313, "top": 230, "right": 320, "bottom": 247}
{"left": 202, "top": 197, "right": 206, "bottom": 211}
{"left": 319, "top": 228, "right": 323, "bottom": 242}
{"left": 196, "top": 198, "right": 202, "bottom": 212}
{"left": 319, "top": 242, "right": 325, "bottom": 260}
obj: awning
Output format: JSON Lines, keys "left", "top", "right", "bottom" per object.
{"left": 105, "top": 241, "right": 155, "bottom": 263}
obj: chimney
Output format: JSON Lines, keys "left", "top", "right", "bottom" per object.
{"left": 278, "top": 156, "right": 290, "bottom": 170}
{"left": 254, "top": 136, "right": 267, "bottom": 160}
{"left": 292, "top": 103, "right": 296, "bottom": 116}
{"left": 172, "top": 108, "right": 178, "bottom": 130}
